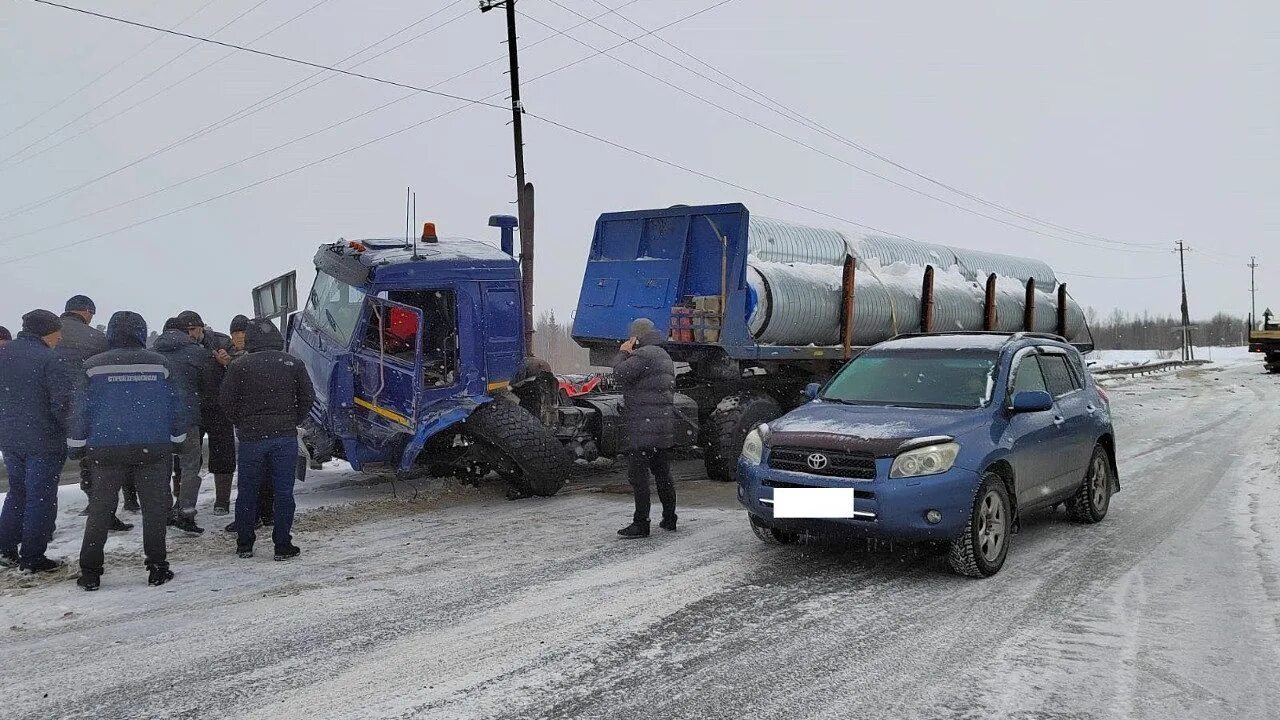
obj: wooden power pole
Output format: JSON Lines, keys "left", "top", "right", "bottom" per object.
{"left": 481, "top": 0, "right": 535, "bottom": 354}
{"left": 1176, "top": 240, "right": 1192, "bottom": 361}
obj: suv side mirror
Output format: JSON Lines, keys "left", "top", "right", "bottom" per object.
{"left": 804, "top": 382, "right": 822, "bottom": 400}
{"left": 1010, "top": 390, "right": 1053, "bottom": 413}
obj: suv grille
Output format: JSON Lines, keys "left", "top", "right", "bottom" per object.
{"left": 767, "top": 447, "right": 876, "bottom": 479}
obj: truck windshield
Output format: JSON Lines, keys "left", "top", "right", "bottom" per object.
{"left": 821, "top": 350, "right": 999, "bottom": 409}
{"left": 305, "top": 271, "right": 365, "bottom": 344}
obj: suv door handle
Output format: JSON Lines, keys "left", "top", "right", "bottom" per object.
{"left": 1053, "top": 415, "right": 1065, "bottom": 426}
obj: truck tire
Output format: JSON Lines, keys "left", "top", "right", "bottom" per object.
{"left": 947, "top": 472, "right": 1011, "bottom": 578}
{"left": 1066, "top": 444, "right": 1112, "bottom": 523}
{"left": 464, "top": 401, "right": 571, "bottom": 497}
{"left": 704, "top": 393, "right": 783, "bottom": 482}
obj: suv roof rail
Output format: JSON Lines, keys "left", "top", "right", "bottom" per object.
{"left": 888, "top": 330, "right": 1072, "bottom": 345}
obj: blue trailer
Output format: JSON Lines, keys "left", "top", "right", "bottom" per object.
{"left": 572, "top": 203, "right": 1085, "bottom": 481}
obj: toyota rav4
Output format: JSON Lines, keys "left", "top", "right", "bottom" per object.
{"left": 737, "top": 332, "right": 1118, "bottom": 577}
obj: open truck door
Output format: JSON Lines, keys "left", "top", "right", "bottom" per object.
{"left": 352, "top": 297, "right": 425, "bottom": 437}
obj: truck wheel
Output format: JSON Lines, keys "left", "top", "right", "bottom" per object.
{"left": 749, "top": 515, "right": 797, "bottom": 545}
{"left": 704, "top": 393, "right": 782, "bottom": 482}
{"left": 1067, "top": 444, "right": 1112, "bottom": 523}
{"left": 947, "top": 473, "right": 1011, "bottom": 578}
{"left": 463, "top": 401, "right": 571, "bottom": 497}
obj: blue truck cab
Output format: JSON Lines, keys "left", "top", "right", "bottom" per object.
{"left": 286, "top": 222, "right": 567, "bottom": 496}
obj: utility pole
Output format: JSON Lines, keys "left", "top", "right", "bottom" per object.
{"left": 1176, "top": 240, "right": 1192, "bottom": 361}
{"left": 1248, "top": 256, "right": 1258, "bottom": 331}
{"left": 480, "top": 0, "right": 535, "bottom": 355}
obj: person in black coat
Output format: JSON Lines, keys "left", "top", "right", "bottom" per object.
{"left": 0, "top": 310, "right": 70, "bottom": 572}
{"left": 154, "top": 315, "right": 217, "bottom": 534}
{"left": 220, "top": 319, "right": 315, "bottom": 560}
{"left": 613, "top": 318, "right": 678, "bottom": 539}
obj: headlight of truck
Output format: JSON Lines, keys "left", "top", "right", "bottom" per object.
{"left": 740, "top": 424, "right": 768, "bottom": 465}
{"left": 890, "top": 442, "right": 960, "bottom": 479}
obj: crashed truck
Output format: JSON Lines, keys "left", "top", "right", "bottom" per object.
{"left": 267, "top": 202, "right": 1089, "bottom": 495}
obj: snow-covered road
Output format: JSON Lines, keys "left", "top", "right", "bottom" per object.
{"left": 2, "top": 362, "right": 1278, "bottom": 719}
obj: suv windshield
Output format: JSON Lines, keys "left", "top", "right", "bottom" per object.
{"left": 821, "top": 350, "right": 999, "bottom": 409}
{"left": 305, "top": 271, "right": 365, "bottom": 344}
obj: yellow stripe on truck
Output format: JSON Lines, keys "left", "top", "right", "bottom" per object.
{"left": 487, "top": 380, "right": 510, "bottom": 392}
{"left": 353, "top": 397, "right": 412, "bottom": 427}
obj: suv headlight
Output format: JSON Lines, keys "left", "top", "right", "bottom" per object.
{"left": 890, "top": 442, "right": 960, "bottom": 479}
{"left": 740, "top": 424, "right": 768, "bottom": 465}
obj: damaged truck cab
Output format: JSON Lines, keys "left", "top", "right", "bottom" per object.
{"left": 288, "top": 220, "right": 568, "bottom": 496}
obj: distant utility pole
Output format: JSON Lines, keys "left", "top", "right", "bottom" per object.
{"left": 480, "top": 0, "right": 535, "bottom": 355}
{"left": 1176, "top": 240, "right": 1192, "bottom": 361}
{"left": 1248, "top": 256, "right": 1259, "bottom": 331}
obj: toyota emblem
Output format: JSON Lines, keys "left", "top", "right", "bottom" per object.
{"left": 806, "top": 453, "right": 829, "bottom": 470}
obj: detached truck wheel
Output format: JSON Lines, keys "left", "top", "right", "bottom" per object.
{"left": 704, "top": 393, "right": 782, "bottom": 482}
{"left": 464, "top": 401, "right": 572, "bottom": 497}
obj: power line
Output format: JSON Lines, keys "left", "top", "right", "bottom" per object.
{"left": 2, "top": 0, "right": 341, "bottom": 172}
{"left": 524, "top": 2, "right": 1161, "bottom": 254}
{"left": 1, "top": 0, "right": 246, "bottom": 168}
{"left": 0, "top": 0, "right": 168, "bottom": 143}
{"left": 1057, "top": 271, "right": 1177, "bottom": 280}
{"left": 26, "top": 1, "right": 508, "bottom": 118}
{"left": 0, "top": 1, "right": 472, "bottom": 223}
{"left": 0, "top": 0, "right": 649, "bottom": 240}
{"left": 1, "top": 0, "right": 748, "bottom": 266}
{"left": 578, "top": 0, "right": 1166, "bottom": 252}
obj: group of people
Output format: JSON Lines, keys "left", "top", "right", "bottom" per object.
{"left": 0, "top": 295, "right": 315, "bottom": 590}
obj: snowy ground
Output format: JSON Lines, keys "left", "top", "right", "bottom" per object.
{"left": 2, "top": 361, "right": 1278, "bottom": 719}
{"left": 1084, "top": 344, "right": 1253, "bottom": 370}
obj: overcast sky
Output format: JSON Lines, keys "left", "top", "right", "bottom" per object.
{"left": 1, "top": 0, "right": 1276, "bottom": 336}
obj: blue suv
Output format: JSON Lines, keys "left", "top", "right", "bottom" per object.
{"left": 737, "top": 333, "right": 1118, "bottom": 577}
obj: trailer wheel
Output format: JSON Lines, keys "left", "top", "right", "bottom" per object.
{"left": 463, "top": 401, "right": 571, "bottom": 497}
{"left": 704, "top": 393, "right": 782, "bottom": 482}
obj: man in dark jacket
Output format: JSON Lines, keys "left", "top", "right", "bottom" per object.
{"left": 177, "top": 310, "right": 239, "bottom": 516}
{"left": 221, "top": 319, "right": 315, "bottom": 560}
{"left": 613, "top": 318, "right": 678, "bottom": 538}
{"left": 0, "top": 310, "right": 70, "bottom": 572}
{"left": 55, "top": 295, "right": 133, "bottom": 530}
{"left": 70, "top": 312, "right": 189, "bottom": 590}
{"left": 153, "top": 316, "right": 216, "bottom": 534}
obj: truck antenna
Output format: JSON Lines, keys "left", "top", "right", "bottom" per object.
{"left": 404, "top": 187, "right": 411, "bottom": 250}
{"left": 412, "top": 191, "right": 420, "bottom": 260}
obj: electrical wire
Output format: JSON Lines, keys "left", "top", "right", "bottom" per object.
{"left": 0, "top": 0, "right": 168, "bottom": 143}
{"left": 0, "top": 0, "right": 649, "bottom": 243}
{"left": 0, "top": 0, "right": 472, "bottom": 223}
{"left": 537, "top": 0, "right": 1164, "bottom": 254}
{"left": 585, "top": 0, "right": 1165, "bottom": 251}
{"left": 1, "top": 0, "right": 249, "bottom": 168}
{"left": 1058, "top": 271, "right": 1178, "bottom": 280}
{"left": 2, "top": 0, "right": 342, "bottom": 173}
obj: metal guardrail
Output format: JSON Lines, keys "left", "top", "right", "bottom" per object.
{"left": 1090, "top": 359, "right": 1211, "bottom": 377}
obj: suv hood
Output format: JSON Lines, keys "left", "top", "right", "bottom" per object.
{"left": 767, "top": 401, "right": 989, "bottom": 458}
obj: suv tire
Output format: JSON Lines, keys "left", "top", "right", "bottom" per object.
{"left": 948, "top": 472, "right": 1011, "bottom": 578}
{"left": 1067, "top": 444, "right": 1112, "bottom": 523}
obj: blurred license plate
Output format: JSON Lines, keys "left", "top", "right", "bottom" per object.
{"left": 772, "top": 488, "right": 855, "bottom": 519}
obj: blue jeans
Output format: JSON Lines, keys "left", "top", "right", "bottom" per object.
{"left": 0, "top": 451, "right": 65, "bottom": 562}
{"left": 235, "top": 436, "right": 297, "bottom": 549}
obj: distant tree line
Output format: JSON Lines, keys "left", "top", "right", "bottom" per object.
{"left": 1084, "top": 308, "right": 1250, "bottom": 350}
{"left": 533, "top": 310, "right": 593, "bottom": 373}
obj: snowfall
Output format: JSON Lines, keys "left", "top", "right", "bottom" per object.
{"left": 1, "top": 347, "right": 1277, "bottom": 719}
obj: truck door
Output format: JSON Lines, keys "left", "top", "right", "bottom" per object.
{"left": 352, "top": 297, "right": 424, "bottom": 432}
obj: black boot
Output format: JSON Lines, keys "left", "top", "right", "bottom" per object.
{"left": 237, "top": 544, "right": 254, "bottom": 559}
{"left": 110, "top": 516, "right": 134, "bottom": 532}
{"left": 147, "top": 564, "right": 174, "bottom": 586}
{"left": 274, "top": 544, "right": 300, "bottom": 561}
{"left": 122, "top": 488, "right": 140, "bottom": 513}
{"left": 0, "top": 550, "right": 18, "bottom": 568}
{"left": 77, "top": 572, "right": 101, "bottom": 591}
{"left": 20, "top": 556, "right": 65, "bottom": 574}
{"left": 617, "top": 521, "right": 650, "bottom": 539}
{"left": 659, "top": 514, "right": 678, "bottom": 532}
{"left": 170, "top": 513, "right": 204, "bottom": 535}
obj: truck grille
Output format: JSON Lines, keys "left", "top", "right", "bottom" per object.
{"left": 767, "top": 447, "right": 876, "bottom": 479}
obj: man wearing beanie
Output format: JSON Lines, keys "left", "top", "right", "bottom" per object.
{"left": 70, "top": 312, "right": 188, "bottom": 590}
{"left": 180, "top": 310, "right": 238, "bottom": 517}
{"left": 154, "top": 315, "right": 216, "bottom": 534}
{"left": 221, "top": 318, "right": 314, "bottom": 560}
{"left": 55, "top": 295, "right": 133, "bottom": 531}
{"left": 613, "top": 317, "right": 678, "bottom": 539}
{"left": 0, "top": 310, "right": 71, "bottom": 572}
